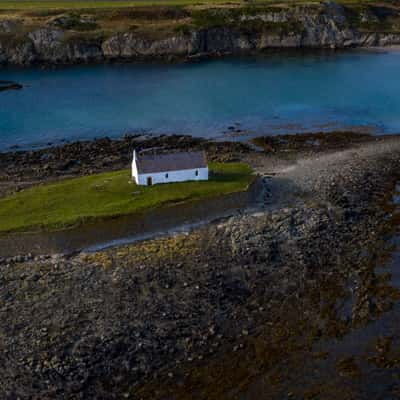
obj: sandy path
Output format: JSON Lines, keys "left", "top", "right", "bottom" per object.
{"left": 246, "top": 136, "right": 400, "bottom": 209}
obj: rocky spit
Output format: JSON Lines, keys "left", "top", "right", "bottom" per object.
{"left": 0, "top": 134, "right": 399, "bottom": 399}
{"left": 0, "top": 80, "right": 23, "bottom": 92}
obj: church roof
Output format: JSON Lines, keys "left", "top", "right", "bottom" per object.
{"left": 135, "top": 150, "right": 207, "bottom": 174}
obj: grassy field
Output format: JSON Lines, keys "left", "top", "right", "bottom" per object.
{"left": 0, "top": 0, "right": 380, "bottom": 11}
{"left": 0, "top": 162, "right": 254, "bottom": 233}
{"left": 0, "top": 0, "right": 241, "bottom": 9}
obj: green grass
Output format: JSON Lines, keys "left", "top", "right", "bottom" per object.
{"left": 0, "top": 0, "right": 382, "bottom": 11}
{"left": 0, "top": 162, "right": 254, "bottom": 233}
{"left": 0, "top": 0, "right": 240, "bottom": 10}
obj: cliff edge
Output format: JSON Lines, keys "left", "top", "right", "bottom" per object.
{"left": 1, "top": 1, "right": 400, "bottom": 65}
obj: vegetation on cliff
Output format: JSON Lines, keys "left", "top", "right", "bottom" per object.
{"left": 0, "top": 0, "right": 396, "bottom": 10}
{"left": 0, "top": 0, "right": 400, "bottom": 64}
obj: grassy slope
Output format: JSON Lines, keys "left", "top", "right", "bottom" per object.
{"left": 0, "top": 0, "right": 380, "bottom": 10}
{"left": 0, "top": 0, "right": 394, "bottom": 42}
{"left": 0, "top": 162, "right": 254, "bottom": 233}
{"left": 0, "top": 0, "right": 241, "bottom": 9}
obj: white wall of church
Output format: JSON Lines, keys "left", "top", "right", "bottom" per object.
{"left": 132, "top": 165, "right": 208, "bottom": 186}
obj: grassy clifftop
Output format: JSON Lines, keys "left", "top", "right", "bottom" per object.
{"left": 0, "top": 0, "right": 386, "bottom": 10}
{"left": 1, "top": 0, "right": 399, "bottom": 64}
{"left": 1, "top": 0, "right": 399, "bottom": 37}
{"left": 0, "top": 162, "right": 254, "bottom": 233}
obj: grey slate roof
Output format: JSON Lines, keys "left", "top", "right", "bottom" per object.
{"left": 136, "top": 150, "right": 207, "bottom": 174}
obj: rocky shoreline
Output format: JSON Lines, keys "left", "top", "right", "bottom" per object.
{"left": 0, "top": 131, "right": 385, "bottom": 198}
{"left": 1, "top": 133, "right": 400, "bottom": 399}
{"left": 1, "top": 1, "right": 400, "bottom": 66}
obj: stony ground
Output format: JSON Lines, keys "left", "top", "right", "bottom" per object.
{"left": 0, "top": 134, "right": 400, "bottom": 399}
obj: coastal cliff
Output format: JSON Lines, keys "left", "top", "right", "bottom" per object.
{"left": 1, "top": 1, "right": 400, "bottom": 65}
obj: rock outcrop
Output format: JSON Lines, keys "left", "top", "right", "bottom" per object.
{"left": 1, "top": 2, "right": 400, "bottom": 65}
{"left": 0, "top": 80, "right": 23, "bottom": 92}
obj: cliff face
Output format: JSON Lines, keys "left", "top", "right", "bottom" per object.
{"left": 1, "top": 2, "right": 400, "bottom": 66}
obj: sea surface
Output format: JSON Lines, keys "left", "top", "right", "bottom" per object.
{"left": 1, "top": 49, "right": 400, "bottom": 150}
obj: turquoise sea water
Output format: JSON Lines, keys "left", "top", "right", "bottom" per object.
{"left": 1, "top": 50, "right": 400, "bottom": 150}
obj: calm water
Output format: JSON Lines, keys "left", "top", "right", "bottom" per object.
{"left": 1, "top": 50, "right": 400, "bottom": 150}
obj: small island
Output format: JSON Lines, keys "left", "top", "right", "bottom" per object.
{"left": 0, "top": 80, "right": 22, "bottom": 92}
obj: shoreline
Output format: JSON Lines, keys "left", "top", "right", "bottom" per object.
{"left": 1, "top": 48, "right": 397, "bottom": 153}
{"left": 0, "top": 121, "right": 382, "bottom": 155}
{"left": 0, "top": 45, "right": 396, "bottom": 70}
{"left": 0, "top": 131, "right": 391, "bottom": 199}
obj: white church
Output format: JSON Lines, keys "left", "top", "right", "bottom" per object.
{"left": 132, "top": 149, "right": 209, "bottom": 186}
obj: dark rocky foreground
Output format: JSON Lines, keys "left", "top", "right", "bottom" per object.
{"left": 0, "top": 134, "right": 400, "bottom": 399}
{"left": 1, "top": 1, "right": 400, "bottom": 66}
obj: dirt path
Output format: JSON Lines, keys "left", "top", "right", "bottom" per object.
{"left": 247, "top": 136, "right": 400, "bottom": 209}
